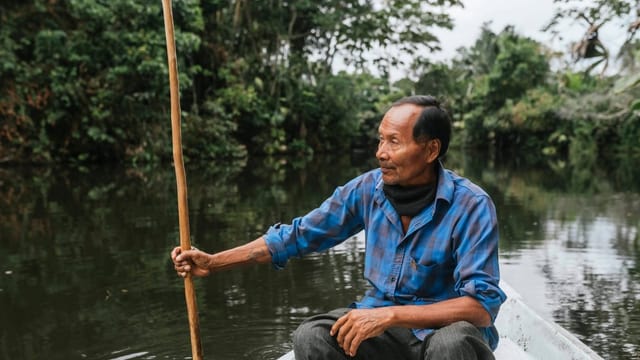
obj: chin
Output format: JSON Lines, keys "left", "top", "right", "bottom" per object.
{"left": 382, "top": 177, "right": 399, "bottom": 185}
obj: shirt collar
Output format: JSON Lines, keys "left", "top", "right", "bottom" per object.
{"left": 435, "top": 159, "right": 454, "bottom": 206}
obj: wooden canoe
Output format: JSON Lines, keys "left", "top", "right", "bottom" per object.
{"left": 277, "top": 282, "right": 603, "bottom": 359}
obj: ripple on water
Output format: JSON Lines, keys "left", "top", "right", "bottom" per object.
{"left": 202, "top": 320, "right": 296, "bottom": 359}
{"left": 243, "top": 343, "right": 293, "bottom": 360}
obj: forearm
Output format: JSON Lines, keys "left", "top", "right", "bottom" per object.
{"left": 385, "top": 296, "right": 491, "bottom": 329}
{"left": 209, "top": 236, "right": 272, "bottom": 271}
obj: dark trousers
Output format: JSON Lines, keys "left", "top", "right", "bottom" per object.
{"left": 293, "top": 308, "right": 495, "bottom": 360}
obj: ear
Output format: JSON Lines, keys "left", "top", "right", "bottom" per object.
{"left": 425, "top": 139, "right": 441, "bottom": 163}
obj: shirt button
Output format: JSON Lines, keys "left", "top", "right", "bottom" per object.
{"left": 390, "top": 277, "right": 396, "bottom": 282}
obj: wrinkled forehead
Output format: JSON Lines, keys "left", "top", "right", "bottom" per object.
{"left": 379, "top": 104, "right": 423, "bottom": 132}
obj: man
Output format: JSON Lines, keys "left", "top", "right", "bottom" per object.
{"left": 172, "top": 95, "right": 506, "bottom": 360}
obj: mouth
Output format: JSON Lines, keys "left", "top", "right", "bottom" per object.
{"left": 380, "top": 165, "right": 395, "bottom": 174}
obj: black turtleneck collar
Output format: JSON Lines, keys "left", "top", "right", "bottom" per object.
{"left": 382, "top": 171, "right": 438, "bottom": 217}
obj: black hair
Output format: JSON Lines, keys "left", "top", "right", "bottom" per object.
{"left": 391, "top": 95, "right": 452, "bottom": 158}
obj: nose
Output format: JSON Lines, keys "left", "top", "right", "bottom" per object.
{"left": 376, "top": 141, "right": 388, "bottom": 161}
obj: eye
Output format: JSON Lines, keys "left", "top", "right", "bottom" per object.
{"left": 377, "top": 135, "right": 401, "bottom": 149}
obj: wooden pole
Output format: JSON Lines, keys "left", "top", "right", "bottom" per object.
{"left": 161, "top": 0, "right": 203, "bottom": 359}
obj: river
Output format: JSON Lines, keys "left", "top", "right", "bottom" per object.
{"left": 0, "top": 149, "right": 638, "bottom": 359}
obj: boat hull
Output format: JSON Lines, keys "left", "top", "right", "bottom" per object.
{"left": 277, "top": 282, "right": 602, "bottom": 359}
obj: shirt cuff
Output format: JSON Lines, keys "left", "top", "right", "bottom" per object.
{"left": 264, "top": 223, "right": 289, "bottom": 270}
{"left": 459, "top": 279, "right": 507, "bottom": 322}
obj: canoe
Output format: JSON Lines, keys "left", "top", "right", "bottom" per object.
{"left": 277, "top": 282, "right": 603, "bottom": 360}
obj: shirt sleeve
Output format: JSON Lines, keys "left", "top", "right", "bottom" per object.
{"left": 453, "top": 193, "right": 507, "bottom": 323}
{"left": 263, "top": 176, "right": 366, "bottom": 269}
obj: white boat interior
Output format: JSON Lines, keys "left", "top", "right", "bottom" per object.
{"left": 277, "top": 282, "right": 603, "bottom": 360}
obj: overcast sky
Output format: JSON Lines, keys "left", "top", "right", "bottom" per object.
{"left": 387, "top": 0, "right": 629, "bottom": 80}
{"left": 432, "top": 0, "right": 565, "bottom": 60}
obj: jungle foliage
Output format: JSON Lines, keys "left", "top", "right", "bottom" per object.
{"left": 0, "top": 0, "right": 461, "bottom": 163}
{"left": 0, "top": 0, "right": 639, "bottom": 165}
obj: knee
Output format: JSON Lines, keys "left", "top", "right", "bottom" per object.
{"left": 293, "top": 309, "right": 351, "bottom": 359}
{"left": 445, "top": 320, "right": 479, "bottom": 337}
{"left": 293, "top": 320, "right": 334, "bottom": 357}
{"left": 294, "top": 320, "right": 330, "bottom": 344}
{"left": 424, "top": 321, "right": 492, "bottom": 360}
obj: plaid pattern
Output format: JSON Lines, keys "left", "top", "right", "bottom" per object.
{"left": 264, "top": 163, "right": 506, "bottom": 350}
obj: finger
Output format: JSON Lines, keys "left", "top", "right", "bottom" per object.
{"left": 348, "top": 334, "right": 364, "bottom": 357}
{"left": 341, "top": 324, "right": 358, "bottom": 356}
{"left": 171, "top": 246, "right": 182, "bottom": 261}
{"left": 335, "top": 317, "right": 353, "bottom": 348}
{"left": 330, "top": 315, "right": 346, "bottom": 336}
{"left": 176, "top": 249, "right": 195, "bottom": 262}
{"left": 174, "top": 262, "right": 191, "bottom": 273}
{"left": 174, "top": 259, "right": 187, "bottom": 268}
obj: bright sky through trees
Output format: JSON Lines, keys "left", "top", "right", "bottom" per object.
{"left": 384, "top": 0, "right": 628, "bottom": 80}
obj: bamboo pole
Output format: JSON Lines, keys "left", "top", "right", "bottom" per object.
{"left": 161, "top": 0, "right": 203, "bottom": 359}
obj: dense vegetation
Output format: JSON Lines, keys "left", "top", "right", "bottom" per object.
{"left": 1, "top": 0, "right": 639, "bottom": 165}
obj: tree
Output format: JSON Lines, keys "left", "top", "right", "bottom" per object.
{"left": 544, "top": 0, "right": 640, "bottom": 75}
{"left": 201, "top": 0, "right": 465, "bottom": 155}
{"left": 543, "top": 0, "right": 640, "bottom": 160}
{"left": 0, "top": 0, "right": 467, "bottom": 163}
{"left": 0, "top": 0, "right": 205, "bottom": 163}
{"left": 444, "top": 25, "right": 551, "bottom": 148}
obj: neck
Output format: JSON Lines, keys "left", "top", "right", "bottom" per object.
{"left": 383, "top": 172, "right": 438, "bottom": 217}
{"left": 403, "top": 161, "right": 438, "bottom": 187}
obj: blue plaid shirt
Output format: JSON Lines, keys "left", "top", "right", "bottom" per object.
{"left": 264, "top": 163, "right": 506, "bottom": 349}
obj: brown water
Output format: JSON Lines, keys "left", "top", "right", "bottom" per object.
{"left": 0, "top": 150, "right": 638, "bottom": 359}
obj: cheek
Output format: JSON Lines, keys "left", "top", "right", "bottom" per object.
{"left": 400, "top": 152, "right": 426, "bottom": 173}
{"left": 391, "top": 156, "right": 411, "bottom": 177}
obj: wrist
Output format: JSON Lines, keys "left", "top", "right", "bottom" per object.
{"left": 383, "top": 306, "right": 398, "bottom": 328}
{"left": 205, "top": 253, "right": 217, "bottom": 272}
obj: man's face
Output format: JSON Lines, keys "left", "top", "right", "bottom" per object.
{"left": 376, "top": 104, "right": 437, "bottom": 186}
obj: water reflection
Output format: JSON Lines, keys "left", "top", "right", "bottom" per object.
{"left": 0, "top": 150, "right": 638, "bottom": 359}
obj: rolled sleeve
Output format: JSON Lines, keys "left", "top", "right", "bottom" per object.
{"left": 263, "top": 219, "right": 315, "bottom": 270}
{"left": 459, "top": 279, "right": 507, "bottom": 322}
{"left": 264, "top": 223, "right": 290, "bottom": 270}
